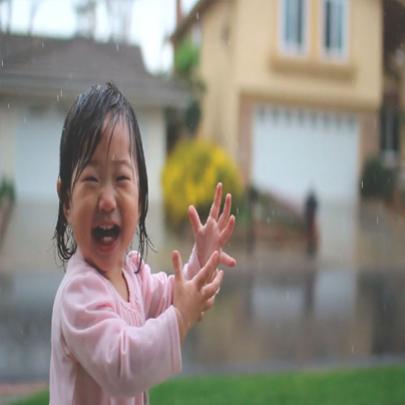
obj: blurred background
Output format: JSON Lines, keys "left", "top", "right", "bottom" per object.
{"left": 1, "top": 0, "right": 405, "bottom": 403}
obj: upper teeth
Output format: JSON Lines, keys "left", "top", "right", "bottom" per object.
{"left": 100, "top": 225, "right": 114, "bottom": 230}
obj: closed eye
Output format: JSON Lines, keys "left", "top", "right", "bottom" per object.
{"left": 84, "top": 176, "right": 98, "bottom": 182}
{"left": 117, "top": 176, "right": 131, "bottom": 182}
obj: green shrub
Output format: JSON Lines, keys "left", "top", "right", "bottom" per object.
{"left": 184, "top": 98, "right": 201, "bottom": 134}
{"left": 360, "top": 157, "right": 396, "bottom": 200}
{"left": 174, "top": 39, "right": 199, "bottom": 79}
{"left": 0, "top": 177, "right": 15, "bottom": 204}
{"left": 161, "top": 138, "right": 243, "bottom": 229}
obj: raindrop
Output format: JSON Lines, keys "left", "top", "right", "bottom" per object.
{"left": 351, "top": 345, "right": 355, "bottom": 353}
{"left": 56, "top": 95, "right": 60, "bottom": 102}
{"left": 361, "top": 180, "right": 363, "bottom": 189}
{"left": 1, "top": 59, "right": 3, "bottom": 67}
{"left": 23, "top": 116, "right": 26, "bottom": 123}
{"left": 196, "top": 12, "right": 200, "bottom": 20}
{"left": 41, "top": 41, "right": 45, "bottom": 48}
{"left": 60, "top": 88, "right": 63, "bottom": 98}
{"left": 266, "top": 216, "right": 270, "bottom": 224}
{"left": 7, "top": 103, "right": 10, "bottom": 109}
{"left": 376, "top": 216, "right": 379, "bottom": 225}
{"left": 116, "top": 43, "right": 120, "bottom": 52}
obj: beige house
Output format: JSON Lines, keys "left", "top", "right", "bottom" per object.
{"left": 172, "top": 0, "right": 383, "bottom": 205}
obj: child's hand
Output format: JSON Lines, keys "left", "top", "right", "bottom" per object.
{"left": 188, "top": 183, "right": 236, "bottom": 270}
{"left": 172, "top": 250, "right": 223, "bottom": 342}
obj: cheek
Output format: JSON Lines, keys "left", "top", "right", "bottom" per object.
{"left": 122, "top": 187, "right": 139, "bottom": 223}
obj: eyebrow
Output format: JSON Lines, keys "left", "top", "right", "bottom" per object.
{"left": 87, "top": 158, "right": 133, "bottom": 169}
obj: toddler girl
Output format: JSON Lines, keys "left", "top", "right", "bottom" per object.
{"left": 49, "top": 83, "right": 236, "bottom": 404}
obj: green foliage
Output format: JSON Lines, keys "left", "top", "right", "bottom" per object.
{"left": 0, "top": 177, "right": 15, "bottom": 204}
{"left": 161, "top": 138, "right": 243, "bottom": 229}
{"left": 360, "top": 157, "right": 396, "bottom": 201}
{"left": 174, "top": 39, "right": 200, "bottom": 79}
{"left": 174, "top": 40, "right": 205, "bottom": 134}
{"left": 184, "top": 98, "right": 201, "bottom": 134}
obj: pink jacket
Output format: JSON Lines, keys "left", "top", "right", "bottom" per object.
{"left": 49, "top": 249, "right": 200, "bottom": 405}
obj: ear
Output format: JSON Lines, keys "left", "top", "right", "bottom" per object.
{"left": 57, "top": 177, "right": 71, "bottom": 221}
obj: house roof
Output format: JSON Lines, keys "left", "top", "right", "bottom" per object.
{"left": 170, "top": 0, "right": 216, "bottom": 45}
{"left": 0, "top": 33, "right": 188, "bottom": 108}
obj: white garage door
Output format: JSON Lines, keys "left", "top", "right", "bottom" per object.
{"left": 15, "top": 106, "right": 64, "bottom": 201}
{"left": 252, "top": 106, "right": 359, "bottom": 204}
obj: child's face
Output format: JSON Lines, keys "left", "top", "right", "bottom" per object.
{"left": 64, "top": 118, "right": 139, "bottom": 275}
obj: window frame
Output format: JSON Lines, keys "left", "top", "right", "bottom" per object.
{"left": 321, "top": 0, "right": 349, "bottom": 61}
{"left": 279, "top": 0, "right": 309, "bottom": 56}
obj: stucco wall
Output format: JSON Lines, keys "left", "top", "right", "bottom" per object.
{"left": 235, "top": 0, "right": 382, "bottom": 109}
{"left": 198, "top": 0, "right": 237, "bottom": 154}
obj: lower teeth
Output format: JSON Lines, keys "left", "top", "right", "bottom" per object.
{"left": 101, "top": 236, "right": 114, "bottom": 244}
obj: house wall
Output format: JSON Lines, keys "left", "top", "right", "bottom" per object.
{"left": 197, "top": 0, "right": 238, "bottom": 155}
{"left": 235, "top": 0, "right": 382, "bottom": 110}
{"left": 0, "top": 101, "right": 18, "bottom": 180}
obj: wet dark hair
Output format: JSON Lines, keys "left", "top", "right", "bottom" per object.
{"left": 54, "top": 82, "right": 150, "bottom": 269}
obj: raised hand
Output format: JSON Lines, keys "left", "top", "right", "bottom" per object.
{"left": 172, "top": 250, "right": 223, "bottom": 342}
{"left": 188, "top": 182, "right": 236, "bottom": 270}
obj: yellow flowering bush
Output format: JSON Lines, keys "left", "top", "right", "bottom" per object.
{"left": 162, "top": 138, "right": 243, "bottom": 228}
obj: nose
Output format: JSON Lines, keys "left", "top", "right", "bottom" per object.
{"left": 98, "top": 183, "right": 117, "bottom": 213}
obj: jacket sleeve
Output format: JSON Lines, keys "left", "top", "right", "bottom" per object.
{"left": 60, "top": 271, "right": 182, "bottom": 397}
{"left": 137, "top": 261, "right": 176, "bottom": 319}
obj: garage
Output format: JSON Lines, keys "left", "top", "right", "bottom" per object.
{"left": 252, "top": 105, "right": 360, "bottom": 205}
{"left": 15, "top": 104, "right": 63, "bottom": 202}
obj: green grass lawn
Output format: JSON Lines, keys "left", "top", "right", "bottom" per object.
{"left": 11, "top": 365, "right": 405, "bottom": 405}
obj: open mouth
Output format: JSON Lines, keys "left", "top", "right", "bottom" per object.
{"left": 92, "top": 224, "right": 120, "bottom": 246}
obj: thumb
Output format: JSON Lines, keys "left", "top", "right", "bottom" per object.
{"left": 172, "top": 250, "right": 184, "bottom": 283}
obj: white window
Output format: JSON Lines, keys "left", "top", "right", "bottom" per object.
{"left": 281, "top": 0, "right": 307, "bottom": 54}
{"left": 322, "top": 0, "right": 348, "bottom": 59}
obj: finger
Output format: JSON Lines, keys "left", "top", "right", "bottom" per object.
{"left": 194, "top": 250, "right": 219, "bottom": 288}
{"left": 219, "top": 251, "right": 237, "bottom": 267}
{"left": 208, "top": 183, "right": 222, "bottom": 221}
{"left": 202, "top": 269, "right": 224, "bottom": 298}
{"left": 188, "top": 205, "right": 202, "bottom": 237}
{"left": 219, "top": 215, "right": 235, "bottom": 246}
{"left": 218, "top": 193, "right": 232, "bottom": 229}
{"left": 171, "top": 250, "right": 184, "bottom": 283}
{"left": 203, "top": 296, "right": 216, "bottom": 312}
